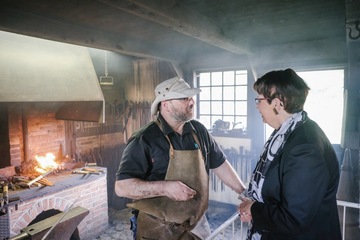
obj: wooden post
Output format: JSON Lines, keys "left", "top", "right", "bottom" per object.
{"left": 22, "top": 108, "right": 29, "bottom": 162}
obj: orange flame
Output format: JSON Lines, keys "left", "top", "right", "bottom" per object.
{"left": 35, "top": 153, "right": 58, "bottom": 172}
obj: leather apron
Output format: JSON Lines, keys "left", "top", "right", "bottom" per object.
{"left": 127, "top": 123, "right": 209, "bottom": 240}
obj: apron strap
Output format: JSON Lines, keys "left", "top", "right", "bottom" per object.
{"left": 155, "top": 119, "right": 203, "bottom": 159}
{"left": 155, "top": 120, "right": 175, "bottom": 159}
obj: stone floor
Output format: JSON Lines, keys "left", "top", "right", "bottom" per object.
{"left": 92, "top": 201, "right": 247, "bottom": 240}
{"left": 92, "top": 207, "right": 133, "bottom": 240}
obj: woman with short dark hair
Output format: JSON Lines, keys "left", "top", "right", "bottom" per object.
{"left": 239, "top": 68, "right": 341, "bottom": 240}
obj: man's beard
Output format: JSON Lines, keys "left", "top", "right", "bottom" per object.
{"left": 170, "top": 104, "right": 193, "bottom": 122}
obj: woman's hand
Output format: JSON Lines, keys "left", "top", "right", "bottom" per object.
{"left": 238, "top": 196, "right": 254, "bottom": 222}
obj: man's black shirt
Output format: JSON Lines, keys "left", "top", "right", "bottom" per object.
{"left": 116, "top": 114, "right": 226, "bottom": 181}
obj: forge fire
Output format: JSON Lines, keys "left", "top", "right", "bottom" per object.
{"left": 1, "top": 153, "right": 78, "bottom": 193}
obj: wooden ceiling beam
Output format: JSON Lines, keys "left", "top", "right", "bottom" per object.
{"left": 99, "top": 0, "right": 253, "bottom": 55}
{"left": 0, "top": 6, "right": 184, "bottom": 62}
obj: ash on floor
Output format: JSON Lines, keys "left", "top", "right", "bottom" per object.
{"left": 93, "top": 201, "right": 246, "bottom": 240}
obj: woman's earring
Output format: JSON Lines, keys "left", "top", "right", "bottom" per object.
{"left": 273, "top": 108, "right": 279, "bottom": 115}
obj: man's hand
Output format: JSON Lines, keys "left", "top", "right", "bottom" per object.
{"left": 164, "top": 180, "right": 197, "bottom": 201}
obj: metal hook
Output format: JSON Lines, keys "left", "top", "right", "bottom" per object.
{"left": 347, "top": 20, "right": 360, "bottom": 40}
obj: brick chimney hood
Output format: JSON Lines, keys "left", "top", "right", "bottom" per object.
{"left": 0, "top": 31, "right": 105, "bottom": 123}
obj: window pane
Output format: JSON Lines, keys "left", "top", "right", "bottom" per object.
{"left": 212, "top": 72, "right": 222, "bottom": 85}
{"left": 199, "top": 72, "right": 211, "bottom": 86}
{"left": 223, "top": 86, "right": 235, "bottom": 100}
{"left": 223, "top": 116, "right": 234, "bottom": 127}
{"left": 211, "top": 115, "right": 223, "bottom": 127}
{"left": 223, "top": 101, "right": 234, "bottom": 115}
{"left": 236, "top": 73, "right": 247, "bottom": 85}
{"left": 236, "top": 70, "right": 247, "bottom": 75}
{"left": 234, "top": 116, "right": 247, "bottom": 130}
{"left": 223, "top": 71, "right": 235, "bottom": 85}
{"left": 200, "top": 87, "right": 211, "bottom": 100}
{"left": 199, "top": 101, "right": 210, "bottom": 114}
{"left": 212, "top": 102, "right": 222, "bottom": 114}
{"left": 235, "top": 86, "right": 247, "bottom": 100}
{"left": 199, "top": 116, "right": 211, "bottom": 129}
{"left": 212, "top": 87, "right": 222, "bottom": 100}
{"left": 235, "top": 101, "right": 247, "bottom": 115}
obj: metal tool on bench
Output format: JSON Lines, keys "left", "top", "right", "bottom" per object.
{"left": 72, "top": 166, "right": 105, "bottom": 175}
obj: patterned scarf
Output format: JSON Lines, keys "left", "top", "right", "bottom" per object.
{"left": 246, "top": 111, "right": 307, "bottom": 240}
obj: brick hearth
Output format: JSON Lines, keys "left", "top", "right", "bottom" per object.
{"left": 0, "top": 169, "right": 108, "bottom": 239}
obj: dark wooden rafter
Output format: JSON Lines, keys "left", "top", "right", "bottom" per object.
{"left": 0, "top": 0, "right": 347, "bottom": 67}
{"left": 0, "top": 4, "right": 183, "bottom": 62}
{"left": 99, "top": 0, "right": 253, "bottom": 55}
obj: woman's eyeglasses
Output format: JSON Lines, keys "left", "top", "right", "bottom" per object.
{"left": 255, "top": 98, "right": 269, "bottom": 104}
